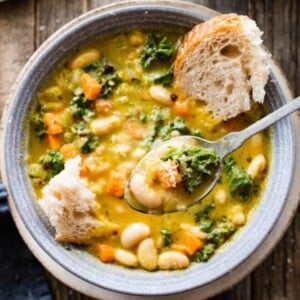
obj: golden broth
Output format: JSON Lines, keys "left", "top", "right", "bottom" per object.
{"left": 27, "top": 29, "right": 270, "bottom": 270}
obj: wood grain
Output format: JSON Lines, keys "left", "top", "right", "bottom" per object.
{"left": 0, "top": 0, "right": 299, "bottom": 299}
{"left": 0, "top": 0, "right": 35, "bottom": 117}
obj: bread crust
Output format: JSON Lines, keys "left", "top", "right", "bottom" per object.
{"left": 175, "top": 14, "right": 242, "bottom": 74}
{"left": 174, "top": 13, "right": 270, "bottom": 120}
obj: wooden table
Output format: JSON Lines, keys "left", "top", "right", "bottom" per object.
{"left": 0, "top": 0, "right": 299, "bottom": 299}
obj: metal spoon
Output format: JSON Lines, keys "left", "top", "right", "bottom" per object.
{"left": 125, "top": 96, "right": 300, "bottom": 214}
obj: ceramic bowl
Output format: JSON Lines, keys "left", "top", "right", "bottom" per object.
{"left": 1, "top": 1, "right": 300, "bottom": 299}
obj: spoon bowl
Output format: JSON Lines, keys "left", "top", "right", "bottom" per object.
{"left": 125, "top": 136, "right": 222, "bottom": 214}
{"left": 125, "top": 96, "right": 300, "bottom": 214}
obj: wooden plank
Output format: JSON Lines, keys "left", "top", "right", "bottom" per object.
{"left": 248, "top": 1, "right": 300, "bottom": 300}
{"left": 35, "top": 0, "right": 87, "bottom": 45}
{"left": 87, "top": 0, "right": 122, "bottom": 10}
{"left": 0, "top": 0, "right": 35, "bottom": 118}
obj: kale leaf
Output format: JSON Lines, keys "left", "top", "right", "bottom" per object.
{"left": 72, "top": 123, "right": 98, "bottom": 154}
{"left": 224, "top": 156, "right": 253, "bottom": 200}
{"left": 159, "top": 117, "right": 201, "bottom": 140}
{"left": 159, "top": 228, "right": 173, "bottom": 247}
{"left": 140, "top": 33, "right": 174, "bottom": 68}
{"left": 142, "top": 107, "right": 166, "bottom": 148}
{"left": 84, "top": 58, "right": 121, "bottom": 98}
{"left": 31, "top": 110, "right": 46, "bottom": 139}
{"left": 194, "top": 202, "right": 215, "bottom": 233}
{"left": 80, "top": 133, "right": 98, "bottom": 154}
{"left": 192, "top": 243, "right": 216, "bottom": 263}
{"left": 153, "top": 69, "right": 174, "bottom": 87}
{"left": 161, "top": 146, "right": 219, "bottom": 194}
{"left": 193, "top": 204, "right": 237, "bottom": 263}
{"left": 69, "top": 94, "right": 95, "bottom": 121}
{"left": 206, "top": 219, "right": 236, "bottom": 246}
{"left": 142, "top": 115, "right": 201, "bottom": 149}
{"left": 38, "top": 150, "right": 64, "bottom": 181}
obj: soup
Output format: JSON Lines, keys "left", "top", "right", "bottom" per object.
{"left": 27, "top": 29, "right": 270, "bottom": 271}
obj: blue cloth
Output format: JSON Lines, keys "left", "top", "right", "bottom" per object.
{"left": 0, "top": 182, "right": 51, "bottom": 300}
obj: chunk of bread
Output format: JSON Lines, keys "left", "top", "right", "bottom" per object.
{"left": 174, "top": 13, "right": 270, "bottom": 120}
{"left": 39, "top": 156, "right": 116, "bottom": 243}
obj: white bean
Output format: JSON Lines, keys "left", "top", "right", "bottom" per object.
{"left": 115, "top": 249, "right": 138, "bottom": 267}
{"left": 84, "top": 156, "right": 111, "bottom": 175}
{"left": 129, "top": 173, "right": 163, "bottom": 209}
{"left": 128, "top": 31, "right": 144, "bottom": 46}
{"left": 158, "top": 251, "right": 189, "bottom": 270}
{"left": 247, "top": 154, "right": 266, "bottom": 179}
{"left": 214, "top": 188, "right": 227, "bottom": 204}
{"left": 90, "top": 115, "right": 122, "bottom": 136}
{"left": 137, "top": 238, "right": 158, "bottom": 271}
{"left": 231, "top": 212, "right": 246, "bottom": 225}
{"left": 149, "top": 85, "right": 172, "bottom": 106}
{"left": 121, "top": 223, "right": 150, "bottom": 249}
{"left": 69, "top": 49, "right": 100, "bottom": 70}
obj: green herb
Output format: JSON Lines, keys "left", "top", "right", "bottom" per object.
{"left": 193, "top": 204, "right": 237, "bottom": 263}
{"left": 31, "top": 109, "right": 46, "bottom": 139}
{"left": 140, "top": 112, "right": 148, "bottom": 123}
{"left": 159, "top": 117, "right": 201, "bottom": 140}
{"left": 150, "top": 107, "right": 166, "bottom": 124}
{"left": 194, "top": 202, "right": 215, "bottom": 232}
{"left": 161, "top": 146, "right": 219, "bottom": 194}
{"left": 28, "top": 163, "right": 47, "bottom": 186}
{"left": 72, "top": 123, "right": 98, "bottom": 154}
{"left": 153, "top": 69, "right": 174, "bottom": 87}
{"left": 84, "top": 58, "right": 121, "bottom": 98}
{"left": 72, "top": 123, "right": 89, "bottom": 135}
{"left": 69, "top": 94, "right": 95, "bottom": 121}
{"left": 206, "top": 219, "right": 236, "bottom": 246}
{"left": 192, "top": 243, "right": 216, "bottom": 263}
{"left": 80, "top": 133, "right": 98, "bottom": 154}
{"left": 159, "top": 229, "right": 173, "bottom": 247}
{"left": 224, "top": 157, "right": 253, "bottom": 200}
{"left": 140, "top": 33, "right": 174, "bottom": 68}
{"left": 38, "top": 150, "right": 64, "bottom": 181}
{"left": 142, "top": 107, "right": 166, "bottom": 148}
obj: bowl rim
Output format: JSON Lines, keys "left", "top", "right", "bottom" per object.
{"left": 1, "top": 1, "right": 300, "bottom": 299}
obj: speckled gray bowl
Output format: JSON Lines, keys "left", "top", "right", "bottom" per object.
{"left": 1, "top": 1, "right": 300, "bottom": 299}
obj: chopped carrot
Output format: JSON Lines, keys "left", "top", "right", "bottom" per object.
{"left": 46, "top": 134, "right": 61, "bottom": 150}
{"left": 174, "top": 101, "right": 189, "bottom": 116}
{"left": 60, "top": 143, "right": 80, "bottom": 161}
{"left": 95, "top": 99, "right": 113, "bottom": 113}
{"left": 171, "top": 231, "right": 203, "bottom": 257}
{"left": 155, "top": 160, "right": 181, "bottom": 189}
{"left": 97, "top": 244, "right": 115, "bottom": 263}
{"left": 80, "top": 163, "right": 89, "bottom": 177}
{"left": 80, "top": 73, "right": 101, "bottom": 100}
{"left": 124, "top": 122, "right": 143, "bottom": 139}
{"left": 107, "top": 171, "right": 126, "bottom": 198}
{"left": 44, "top": 112, "right": 63, "bottom": 135}
{"left": 180, "top": 231, "right": 203, "bottom": 256}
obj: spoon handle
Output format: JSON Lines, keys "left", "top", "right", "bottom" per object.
{"left": 218, "top": 96, "right": 300, "bottom": 157}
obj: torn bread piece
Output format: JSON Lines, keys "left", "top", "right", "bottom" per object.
{"left": 39, "top": 155, "right": 117, "bottom": 243}
{"left": 174, "top": 13, "right": 271, "bottom": 120}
